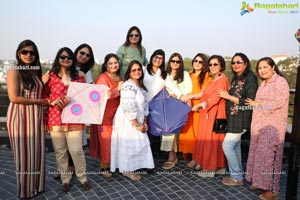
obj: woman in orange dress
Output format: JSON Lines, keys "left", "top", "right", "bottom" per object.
{"left": 89, "top": 53, "right": 123, "bottom": 177}
{"left": 192, "top": 55, "right": 228, "bottom": 178}
{"left": 178, "top": 53, "right": 211, "bottom": 168}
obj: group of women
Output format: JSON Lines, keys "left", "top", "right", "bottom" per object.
{"left": 6, "top": 25, "right": 290, "bottom": 200}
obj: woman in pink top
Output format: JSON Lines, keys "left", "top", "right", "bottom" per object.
{"left": 245, "top": 57, "right": 289, "bottom": 200}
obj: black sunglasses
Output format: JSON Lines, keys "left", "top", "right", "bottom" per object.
{"left": 20, "top": 50, "right": 35, "bottom": 56}
{"left": 194, "top": 59, "right": 203, "bottom": 64}
{"left": 59, "top": 55, "right": 72, "bottom": 60}
{"left": 79, "top": 51, "right": 91, "bottom": 58}
{"left": 209, "top": 63, "right": 219, "bottom": 67}
{"left": 129, "top": 34, "right": 140, "bottom": 38}
{"left": 170, "top": 60, "right": 180, "bottom": 64}
{"left": 231, "top": 61, "right": 244, "bottom": 65}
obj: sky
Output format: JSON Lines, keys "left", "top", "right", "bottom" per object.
{"left": 1, "top": 0, "right": 299, "bottom": 62}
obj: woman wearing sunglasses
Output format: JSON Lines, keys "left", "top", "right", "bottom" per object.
{"left": 116, "top": 26, "right": 148, "bottom": 78}
{"left": 110, "top": 60, "right": 154, "bottom": 181}
{"left": 74, "top": 43, "right": 95, "bottom": 84}
{"left": 161, "top": 52, "right": 192, "bottom": 170}
{"left": 143, "top": 49, "right": 167, "bottom": 157}
{"left": 192, "top": 55, "right": 229, "bottom": 178}
{"left": 217, "top": 53, "right": 258, "bottom": 186}
{"left": 180, "top": 53, "right": 212, "bottom": 169}
{"left": 43, "top": 47, "right": 91, "bottom": 192}
{"left": 7, "top": 40, "right": 48, "bottom": 198}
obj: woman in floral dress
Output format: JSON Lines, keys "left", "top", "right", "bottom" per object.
{"left": 245, "top": 57, "right": 289, "bottom": 200}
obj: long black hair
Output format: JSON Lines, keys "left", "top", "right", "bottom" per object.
{"left": 123, "top": 26, "right": 143, "bottom": 57}
{"left": 74, "top": 43, "right": 95, "bottom": 74}
{"left": 51, "top": 47, "right": 78, "bottom": 80}
{"left": 16, "top": 39, "right": 42, "bottom": 90}
{"left": 191, "top": 53, "right": 209, "bottom": 87}
{"left": 124, "top": 60, "right": 147, "bottom": 91}
{"left": 101, "top": 53, "right": 121, "bottom": 75}
{"left": 166, "top": 52, "right": 184, "bottom": 83}
{"left": 146, "top": 49, "right": 167, "bottom": 80}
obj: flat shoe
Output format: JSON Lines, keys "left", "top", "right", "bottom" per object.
{"left": 122, "top": 173, "right": 141, "bottom": 181}
{"left": 221, "top": 176, "right": 243, "bottom": 186}
{"left": 258, "top": 191, "right": 280, "bottom": 200}
{"left": 197, "top": 170, "right": 215, "bottom": 178}
{"left": 82, "top": 182, "right": 91, "bottom": 191}
{"left": 62, "top": 183, "right": 70, "bottom": 192}
{"left": 162, "top": 159, "right": 178, "bottom": 170}
{"left": 249, "top": 185, "right": 259, "bottom": 191}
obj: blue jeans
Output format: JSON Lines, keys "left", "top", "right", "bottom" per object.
{"left": 222, "top": 130, "right": 246, "bottom": 181}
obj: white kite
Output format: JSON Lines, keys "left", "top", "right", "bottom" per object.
{"left": 61, "top": 82, "right": 108, "bottom": 124}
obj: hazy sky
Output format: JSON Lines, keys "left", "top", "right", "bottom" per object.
{"left": 1, "top": 0, "right": 299, "bottom": 61}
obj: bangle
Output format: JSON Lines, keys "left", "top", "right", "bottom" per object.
{"left": 191, "top": 95, "right": 195, "bottom": 99}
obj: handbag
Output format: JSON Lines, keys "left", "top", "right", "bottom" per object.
{"left": 213, "top": 119, "right": 227, "bottom": 133}
{"left": 212, "top": 101, "right": 227, "bottom": 134}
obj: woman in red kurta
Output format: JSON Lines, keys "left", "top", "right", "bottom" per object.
{"left": 192, "top": 55, "right": 228, "bottom": 178}
{"left": 179, "top": 53, "right": 211, "bottom": 164}
{"left": 43, "top": 47, "right": 90, "bottom": 192}
{"left": 89, "top": 54, "right": 123, "bottom": 177}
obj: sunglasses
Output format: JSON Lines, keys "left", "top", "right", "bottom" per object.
{"left": 194, "top": 60, "right": 203, "bottom": 64}
{"left": 20, "top": 50, "right": 35, "bottom": 56}
{"left": 79, "top": 51, "right": 91, "bottom": 58}
{"left": 131, "top": 68, "right": 142, "bottom": 72}
{"left": 209, "top": 63, "right": 219, "bottom": 67}
{"left": 154, "top": 56, "right": 163, "bottom": 60}
{"left": 231, "top": 61, "right": 244, "bottom": 65}
{"left": 170, "top": 60, "right": 180, "bottom": 64}
{"left": 59, "top": 55, "right": 72, "bottom": 60}
{"left": 129, "top": 34, "right": 140, "bottom": 38}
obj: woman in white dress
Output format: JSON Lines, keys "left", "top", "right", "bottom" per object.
{"left": 111, "top": 60, "right": 154, "bottom": 180}
{"left": 161, "top": 52, "right": 193, "bottom": 170}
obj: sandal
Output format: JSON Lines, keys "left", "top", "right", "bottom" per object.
{"left": 258, "top": 191, "right": 280, "bottom": 200}
{"left": 162, "top": 159, "right": 178, "bottom": 170}
{"left": 101, "top": 168, "right": 112, "bottom": 178}
{"left": 194, "top": 164, "right": 202, "bottom": 171}
{"left": 122, "top": 173, "right": 141, "bottom": 181}
{"left": 187, "top": 160, "right": 197, "bottom": 169}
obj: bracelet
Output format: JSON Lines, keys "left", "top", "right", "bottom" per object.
{"left": 191, "top": 95, "right": 195, "bottom": 99}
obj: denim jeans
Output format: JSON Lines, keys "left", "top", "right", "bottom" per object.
{"left": 222, "top": 130, "right": 246, "bottom": 181}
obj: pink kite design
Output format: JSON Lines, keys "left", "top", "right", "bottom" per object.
{"left": 61, "top": 82, "right": 108, "bottom": 124}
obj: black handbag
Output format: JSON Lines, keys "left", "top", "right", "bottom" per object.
{"left": 212, "top": 101, "right": 227, "bottom": 134}
{"left": 213, "top": 119, "right": 227, "bottom": 133}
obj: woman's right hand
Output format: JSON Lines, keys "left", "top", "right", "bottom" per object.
{"left": 192, "top": 104, "right": 202, "bottom": 112}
